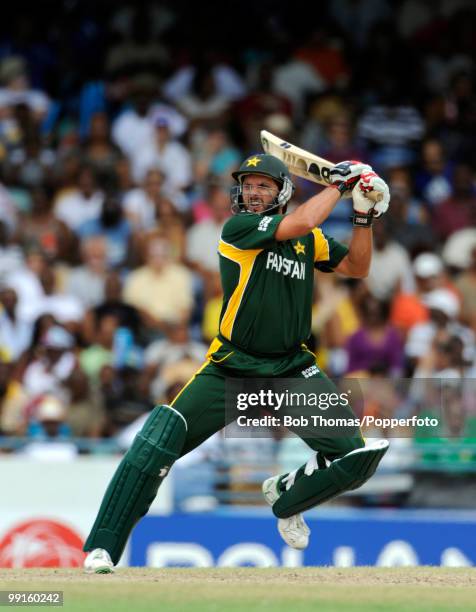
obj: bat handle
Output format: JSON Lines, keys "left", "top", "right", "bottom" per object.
{"left": 366, "top": 190, "right": 383, "bottom": 203}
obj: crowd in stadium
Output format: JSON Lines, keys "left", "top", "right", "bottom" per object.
{"left": 0, "top": 0, "right": 474, "bottom": 478}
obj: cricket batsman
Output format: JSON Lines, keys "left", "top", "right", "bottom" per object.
{"left": 84, "top": 153, "right": 391, "bottom": 573}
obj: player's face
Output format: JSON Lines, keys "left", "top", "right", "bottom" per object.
{"left": 242, "top": 174, "right": 279, "bottom": 213}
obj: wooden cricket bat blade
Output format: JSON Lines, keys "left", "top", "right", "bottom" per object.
{"left": 260, "top": 130, "right": 382, "bottom": 203}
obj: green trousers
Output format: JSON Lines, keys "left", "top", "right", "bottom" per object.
{"left": 174, "top": 337, "right": 363, "bottom": 460}
{"left": 84, "top": 336, "right": 368, "bottom": 562}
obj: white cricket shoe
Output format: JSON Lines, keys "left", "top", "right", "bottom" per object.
{"left": 84, "top": 548, "right": 115, "bottom": 574}
{"left": 262, "top": 475, "right": 310, "bottom": 550}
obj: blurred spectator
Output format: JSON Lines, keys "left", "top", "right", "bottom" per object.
{"left": 0, "top": 56, "right": 50, "bottom": 119}
{"left": 122, "top": 168, "right": 163, "bottom": 231}
{"left": 163, "top": 60, "right": 246, "bottom": 105}
{"left": 414, "top": 253, "right": 450, "bottom": 292}
{"left": 53, "top": 164, "right": 104, "bottom": 232}
{"left": 22, "top": 394, "right": 78, "bottom": 461}
{"left": 27, "top": 267, "right": 84, "bottom": 334}
{"left": 315, "top": 276, "right": 367, "bottom": 348}
{"left": 272, "top": 50, "right": 325, "bottom": 121}
{"left": 0, "top": 220, "right": 23, "bottom": 283}
{"left": 186, "top": 184, "right": 230, "bottom": 275}
{"left": 201, "top": 271, "right": 223, "bottom": 344}
{"left": 79, "top": 314, "right": 116, "bottom": 381}
{"left": 82, "top": 112, "right": 122, "bottom": 182}
{"left": 99, "top": 363, "right": 153, "bottom": 434}
{"left": 295, "top": 28, "right": 350, "bottom": 89}
{"left": 63, "top": 367, "right": 105, "bottom": 438}
{"left": 175, "top": 66, "right": 231, "bottom": 128}
{"left": 236, "top": 61, "right": 292, "bottom": 149}
{"left": 5, "top": 244, "right": 47, "bottom": 322}
{"left": 366, "top": 221, "right": 415, "bottom": 300}
{"left": 357, "top": 91, "right": 424, "bottom": 171}
{"left": 386, "top": 167, "right": 434, "bottom": 254}
{"left": 82, "top": 272, "right": 142, "bottom": 346}
{"left": 0, "top": 285, "right": 32, "bottom": 361}
{"left": 131, "top": 114, "right": 192, "bottom": 199}
{"left": 4, "top": 127, "right": 56, "bottom": 189}
{"left": 442, "top": 227, "right": 476, "bottom": 271}
{"left": 134, "top": 198, "right": 187, "bottom": 264}
{"left": 455, "top": 246, "right": 476, "bottom": 331}
{"left": 299, "top": 93, "right": 351, "bottom": 166}
{"left": 77, "top": 193, "right": 132, "bottom": 269}
{"left": 0, "top": 358, "right": 28, "bottom": 435}
{"left": 111, "top": 75, "right": 159, "bottom": 159}
{"left": 21, "top": 325, "right": 77, "bottom": 399}
{"left": 345, "top": 296, "right": 404, "bottom": 376}
{"left": 414, "top": 334, "right": 472, "bottom": 379}
{"left": 319, "top": 114, "right": 367, "bottom": 164}
{"left": 406, "top": 288, "right": 474, "bottom": 368}
{"left": 123, "top": 236, "right": 193, "bottom": 328}
{"left": 114, "top": 155, "right": 135, "bottom": 196}
{"left": 390, "top": 252, "right": 446, "bottom": 336}
{"left": 414, "top": 139, "right": 453, "bottom": 207}
{"left": 432, "top": 163, "right": 476, "bottom": 241}
{"left": 311, "top": 276, "right": 366, "bottom": 376}
{"left": 124, "top": 172, "right": 187, "bottom": 263}
{"left": 17, "top": 183, "right": 77, "bottom": 264}
{"left": 65, "top": 235, "right": 108, "bottom": 309}
{"left": 12, "top": 313, "right": 57, "bottom": 385}
{"left": 144, "top": 321, "right": 206, "bottom": 369}
{"left": 192, "top": 127, "right": 240, "bottom": 187}
{"left": 0, "top": 182, "right": 20, "bottom": 233}
{"left": 144, "top": 321, "right": 207, "bottom": 401}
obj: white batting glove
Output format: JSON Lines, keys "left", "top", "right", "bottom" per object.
{"left": 357, "top": 171, "right": 390, "bottom": 217}
{"left": 329, "top": 160, "right": 373, "bottom": 197}
{"left": 351, "top": 171, "right": 390, "bottom": 227}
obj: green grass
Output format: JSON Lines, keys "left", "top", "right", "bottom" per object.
{"left": 1, "top": 568, "right": 475, "bottom": 611}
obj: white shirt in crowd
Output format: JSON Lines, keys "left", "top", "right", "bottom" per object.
{"left": 122, "top": 188, "right": 156, "bottom": 230}
{"left": 163, "top": 65, "right": 246, "bottom": 102}
{"left": 131, "top": 140, "right": 192, "bottom": 188}
{"left": 23, "top": 352, "right": 76, "bottom": 397}
{"left": 112, "top": 110, "right": 155, "bottom": 161}
{"left": 54, "top": 190, "right": 104, "bottom": 231}
{"left": 367, "top": 242, "right": 415, "bottom": 300}
{"left": 0, "top": 310, "right": 32, "bottom": 360}
{"left": 186, "top": 219, "right": 224, "bottom": 272}
{"left": 65, "top": 267, "right": 106, "bottom": 309}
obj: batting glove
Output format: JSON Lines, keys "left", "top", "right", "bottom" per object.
{"left": 277, "top": 176, "right": 295, "bottom": 206}
{"left": 352, "top": 171, "right": 390, "bottom": 227}
{"left": 329, "top": 160, "right": 373, "bottom": 197}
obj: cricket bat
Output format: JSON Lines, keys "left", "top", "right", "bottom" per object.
{"left": 260, "top": 130, "right": 382, "bottom": 202}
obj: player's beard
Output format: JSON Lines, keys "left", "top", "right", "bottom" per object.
{"left": 246, "top": 198, "right": 267, "bottom": 213}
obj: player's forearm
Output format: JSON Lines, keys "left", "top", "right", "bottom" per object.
{"left": 275, "top": 187, "right": 340, "bottom": 240}
{"left": 345, "top": 227, "right": 373, "bottom": 277}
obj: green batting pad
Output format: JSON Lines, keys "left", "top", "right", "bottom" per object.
{"left": 273, "top": 440, "right": 389, "bottom": 518}
{"left": 84, "top": 405, "right": 187, "bottom": 563}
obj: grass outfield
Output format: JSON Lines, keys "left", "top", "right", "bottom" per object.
{"left": 1, "top": 568, "right": 475, "bottom": 611}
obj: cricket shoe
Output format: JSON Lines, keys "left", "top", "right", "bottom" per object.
{"left": 84, "top": 548, "right": 115, "bottom": 574}
{"left": 262, "top": 475, "right": 310, "bottom": 550}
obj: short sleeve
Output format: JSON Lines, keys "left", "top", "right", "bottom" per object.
{"left": 312, "top": 228, "right": 349, "bottom": 272}
{"left": 221, "top": 213, "right": 284, "bottom": 249}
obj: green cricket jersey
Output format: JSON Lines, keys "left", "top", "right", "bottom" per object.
{"left": 216, "top": 212, "right": 348, "bottom": 356}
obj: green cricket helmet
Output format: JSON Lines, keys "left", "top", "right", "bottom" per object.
{"left": 230, "top": 153, "right": 295, "bottom": 214}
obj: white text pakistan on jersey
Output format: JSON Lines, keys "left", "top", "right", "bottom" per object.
{"left": 265, "top": 252, "right": 306, "bottom": 279}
